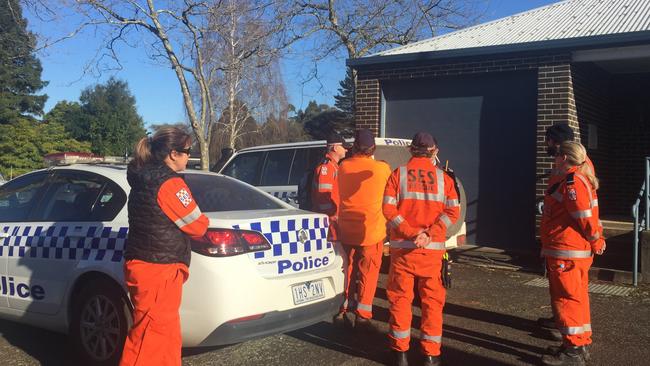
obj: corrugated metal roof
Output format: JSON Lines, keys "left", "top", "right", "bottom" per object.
{"left": 375, "top": 0, "right": 650, "bottom": 57}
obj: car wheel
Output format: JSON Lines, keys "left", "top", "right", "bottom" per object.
{"left": 70, "top": 278, "right": 132, "bottom": 366}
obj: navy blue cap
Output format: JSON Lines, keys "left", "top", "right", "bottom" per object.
{"left": 354, "top": 129, "right": 375, "bottom": 150}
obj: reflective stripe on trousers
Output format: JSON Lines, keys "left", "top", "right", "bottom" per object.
{"left": 542, "top": 249, "right": 592, "bottom": 258}
{"left": 421, "top": 334, "right": 442, "bottom": 343}
{"left": 356, "top": 302, "right": 372, "bottom": 312}
{"left": 390, "top": 328, "right": 410, "bottom": 339}
{"left": 390, "top": 241, "right": 446, "bottom": 250}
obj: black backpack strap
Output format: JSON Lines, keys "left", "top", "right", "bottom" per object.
{"left": 566, "top": 172, "right": 575, "bottom": 186}
{"left": 546, "top": 172, "right": 575, "bottom": 196}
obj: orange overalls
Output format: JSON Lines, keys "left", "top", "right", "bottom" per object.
{"left": 540, "top": 167, "right": 603, "bottom": 348}
{"left": 312, "top": 152, "right": 340, "bottom": 241}
{"left": 120, "top": 177, "right": 208, "bottom": 366}
{"left": 382, "top": 157, "right": 460, "bottom": 356}
{"left": 337, "top": 156, "right": 392, "bottom": 318}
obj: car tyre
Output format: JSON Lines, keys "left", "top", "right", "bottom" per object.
{"left": 70, "top": 278, "right": 132, "bottom": 366}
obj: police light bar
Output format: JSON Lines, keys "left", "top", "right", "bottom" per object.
{"left": 43, "top": 152, "right": 130, "bottom": 166}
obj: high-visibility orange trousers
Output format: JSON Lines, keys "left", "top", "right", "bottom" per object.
{"left": 546, "top": 257, "right": 593, "bottom": 347}
{"left": 120, "top": 260, "right": 189, "bottom": 366}
{"left": 387, "top": 249, "right": 445, "bottom": 356}
{"left": 341, "top": 242, "right": 383, "bottom": 319}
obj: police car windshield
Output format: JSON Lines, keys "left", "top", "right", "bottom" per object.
{"left": 183, "top": 174, "right": 283, "bottom": 212}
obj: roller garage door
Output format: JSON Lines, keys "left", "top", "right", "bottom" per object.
{"left": 382, "top": 71, "right": 537, "bottom": 249}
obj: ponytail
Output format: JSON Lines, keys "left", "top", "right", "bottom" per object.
{"left": 579, "top": 163, "right": 599, "bottom": 191}
{"left": 559, "top": 141, "right": 599, "bottom": 190}
{"left": 131, "top": 127, "right": 192, "bottom": 169}
{"left": 132, "top": 137, "right": 152, "bottom": 168}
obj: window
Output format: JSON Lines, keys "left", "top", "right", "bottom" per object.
{"left": 220, "top": 152, "right": 264, "bottom": 185}
{"left": 289, "top": 147, "right": 326, "bottom": 185}
{"left": 34, "top": 171, "right": 126, "bottom": 222}
{"left": 261, "top": 149, "right": 294, "bottom": 186}
{"left": 184, "top": 174, "right": 283, "bottom": 212}
{"left": 0, "top": 172, "right": 48, "bottom": 222}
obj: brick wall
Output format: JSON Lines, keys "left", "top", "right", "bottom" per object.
{"left": 354, "top": 51, "right": 575, "bottom": 201}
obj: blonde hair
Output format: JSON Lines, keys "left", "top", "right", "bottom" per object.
{"left": 559, "top": 141, "right": 599, "bottom": 190}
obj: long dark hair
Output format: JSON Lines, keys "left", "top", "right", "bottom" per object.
{"left": 132, "top": 127, "right": 192, "bottom": 168}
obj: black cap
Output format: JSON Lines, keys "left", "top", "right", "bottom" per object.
{"left": 354, "top": 129, "right": 375, "bottom": 150}
{"left": 411, "top": 132, "right": 436, "bottom": 149}
{"left": 546, "top": 123, "right": 574, "bottom": 143}
{"left": 326, "top": 132, "right": 352, "bottom": 148}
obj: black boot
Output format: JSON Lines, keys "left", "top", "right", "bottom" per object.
{"left": 541, "top": 345, "right": 586, "bottom": 366}
{"left": 546, "top": 344, "right": 590, "bottom": 362}
{"left": 537, "top": 316, "right": 556, "bottom": 329}
{"left": 392, "top": 351, "right": 408, "bottom": 366}
{"left": 423, "top": 355, "right": 441, "bottom": 366}
{"left": 332, "top": 312, "right": 354, "bottom": 329}
{"left": 355, "top": 315, "right": 380, "bottom": 333}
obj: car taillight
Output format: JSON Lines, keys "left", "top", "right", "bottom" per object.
{"left": 191, "top": 229, "right": 271, "bottom": 257}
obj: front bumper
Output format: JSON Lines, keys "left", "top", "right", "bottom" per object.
{"left": 198, "top": 294, "right": 342, "bottom": 346}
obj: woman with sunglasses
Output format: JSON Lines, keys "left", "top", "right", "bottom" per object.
{"left": 120, "top": 127, "right": 209, "bottom": 366}
{"left": 540, "top": 141, "right": 605, "bottom": 366}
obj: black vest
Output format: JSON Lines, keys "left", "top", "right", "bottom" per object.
{"left": 125, "top": 162, "right": 192, "bottom": 266}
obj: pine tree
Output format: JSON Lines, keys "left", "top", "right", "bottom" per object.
{"left": 0, "top": 0, "right": 48, "bottom": 122}
{"left": 334, "top": 68, "right": 355, "bottom": 117}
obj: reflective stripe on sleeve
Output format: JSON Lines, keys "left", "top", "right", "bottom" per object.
{"left": 174, "top": 206, "right": 202, "bottom": 229}
{"left": 421, "top": 334, "right": 442, "bottom": 343}
{"left": 570, "top": 209, "right": 592, "bottom": 219}
{"left": 439, "top": 214, "right": 452, "bottom": 228}
{"left": 592, "top": 199, "right": 598, "bottom": 207}
{"left": 389, "top": 215, "right": 405, "bottom": 228}
{"left": 390, "top": 328, "right": 410, "bottom": 339}
{"left": 390, "top": 241, "right": 446, "bottom": 250}
{"left": 318, "top": 183, "right": 333, "bottom": 191}
{"left": 583, "top": 323, "right": 592, "bottom": 332}
{"left": 383, "top": 196, "right": 397, "bottom": 205}
{"left": 541, "top": 249, "right": 592, "bottom": 258}
{"left": 559, "top": 325, "right": 585, "bottom": 335}
{"left": 356, "top": 302, "right": 372, "bottom": 312}
{"left": 445, "top": 199, "right": 460, "bottom": 207}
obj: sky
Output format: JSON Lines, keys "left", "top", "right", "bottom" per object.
{"left": 25, "top": 0, "right": 557, "bottom": 128}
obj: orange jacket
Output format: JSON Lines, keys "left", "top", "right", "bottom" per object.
{"left": 338, "top": 155, "right": 392, "bottom": 246}
{"left": 312, "top": 152, "right": 340, "bottom": 239}
{"left": 382, "top": 157, "right": 460, "bottom": 249}
{"left": 541, "top": 167, "right": 604, "bottom": 259}
{"left": 158, "top": 177, "right": 209, "bottom": 237}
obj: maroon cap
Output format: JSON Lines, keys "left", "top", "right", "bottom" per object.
{"left": 353, "top": 129, "right": 375, "bottom": 150}
{"left": 411, "top": 132, "right": 436, "bottom": 149}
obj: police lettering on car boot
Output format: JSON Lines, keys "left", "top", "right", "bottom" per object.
{"left": 540, "top": 141, "right": 605, "bottom": 366}
{"left": 382, "top": 132, "right": 460, "bottom": 366}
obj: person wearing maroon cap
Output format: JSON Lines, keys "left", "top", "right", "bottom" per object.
{"left": 382, "top": 132, "right": 460, "bottom": 366}
{"left": 311, "top": 132, "right": 351, "bottom": 245}
{"left": 336, "top": 129, "right": 392, "bottom": 331}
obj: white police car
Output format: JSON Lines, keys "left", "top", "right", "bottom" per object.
{"left": 0, "top": 160, "right": 344, "bottom": 365}
{"left": 219, "top": 138, "right": 468, "bottom": 246}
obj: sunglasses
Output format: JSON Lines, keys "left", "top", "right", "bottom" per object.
{"left": 176, "top": 147, "right": 192, "bottom": 155}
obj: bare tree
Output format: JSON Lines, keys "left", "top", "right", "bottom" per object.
{"left": 61, "top": 0, "right": 296, "bottom": 170}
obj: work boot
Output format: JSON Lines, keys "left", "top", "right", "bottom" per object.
{"left": 332, "top": 312, "right": 353, "bottom": 329}
{"left": 546, "top": 345, "right": 590, "bottom": 362}
{"left": 392, "top": 351, "right": 408, "bottom": 366}
{"left": 541, "top": 345, "right": 586, "bottom": 366}
{"left": 537, "top": 316, "right": 556, "bottom": 329}
{"left": 423, "top": 355, "right": 441, "bottom": 366}
{"left": 354, "top": 315, "right": 380, "bottom": 333}
{"left": 546, "top": 328, "right": 563, "bottom": 341}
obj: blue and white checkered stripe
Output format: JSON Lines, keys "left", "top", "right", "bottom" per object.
{"left": 233, "top": 217, "right": 330, "bottom": 259}
{"left": 1, "top": 225, "right": 128, "bottom": 262}
{"left": 270, "top": 191, "right": 290, "bottom": 199}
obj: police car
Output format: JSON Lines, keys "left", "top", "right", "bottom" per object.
{"left": 0, "top": 156, "right": 344, "bottom": 365}
{"left": 219, "top": 138, "right": 468, "bottom": 247}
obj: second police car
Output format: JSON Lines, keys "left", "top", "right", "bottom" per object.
{"left": 0, "top": 156, "right": 344, "bottom": 365}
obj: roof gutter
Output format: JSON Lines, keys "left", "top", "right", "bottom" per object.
{"left": 347, "top": 30, "right": 650, "bottom": 68}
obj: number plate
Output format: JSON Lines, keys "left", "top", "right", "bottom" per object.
{"left": 291, "top": 280, "right": 325, "bottom": 305}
